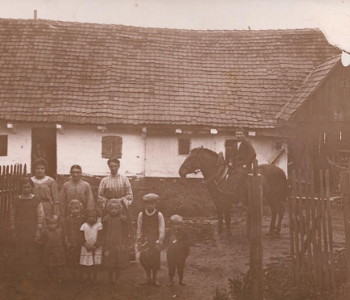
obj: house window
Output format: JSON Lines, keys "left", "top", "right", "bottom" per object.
{"left": 178, "top": 137, "right": 191, "bottom": 155}
{"left": 101, "top": 136, "right": 122, "bottom": 159}
{"left": 0, "top": 135, "right": 8, "bottom": 156}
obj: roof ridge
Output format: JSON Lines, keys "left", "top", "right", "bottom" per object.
{"left": 0, "top": 17, "right": 322, "bottom": 33}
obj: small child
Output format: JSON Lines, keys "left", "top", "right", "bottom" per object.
{"left": 80, "top": 208, "right": 102, "bottom": 282}
{"left": 102, "top": 198, "right": 129, "bottom": 284}
{"left": 137, "top": 193, "right": 165, "bottom": 286}
{"left": 64, "top": 199, "right": 85, "bottom": 279}
{"left": 166, "top": 215, "right": 190, "bottom": 287}
{"left": 41, "top": 214, "right": 65, "bottom": 284}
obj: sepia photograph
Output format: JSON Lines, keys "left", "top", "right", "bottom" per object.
{"left": 0, "top": 0, "right": 350, "bottom": 299}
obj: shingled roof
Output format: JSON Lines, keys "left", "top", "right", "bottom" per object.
{"left": 0, "top": 18, "right": 340, "bottom": 128}
{"left": 277, "top": 55, "right": 341, "bottom": 121}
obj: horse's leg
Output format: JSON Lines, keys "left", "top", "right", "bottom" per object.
{"left": 276, "top": 202, "right": 285, "bottom": 233}
{"left": 246, "top": 209, "right": 250, "bottom": 238}
{"left": 224, "top": 199, "right": 232, "bottom": 235}
{"left": 269, "top": 205, "right": 277, "bottom": 235}
{"left": 212, "top": 196, "right": 224, "bottom": 234}
{"left": 224, "top": 212, "right": 231, "bottom": 236}
{"left": 218, "top": 210, "right": 224, "bottom": 234}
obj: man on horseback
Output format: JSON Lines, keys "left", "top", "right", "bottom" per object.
{"left": 225, "top": 127, "right": 256, "bottom": 204}
{"left": 226, "top": 127, "right": 256, "bottom": 172}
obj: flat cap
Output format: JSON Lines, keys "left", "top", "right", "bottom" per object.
{"left": 142, "top": 193, "right": 160, "bottom": 202}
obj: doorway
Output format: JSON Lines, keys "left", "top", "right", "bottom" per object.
{"left": 31, "top": 128, "right": 57, "bottom": 177}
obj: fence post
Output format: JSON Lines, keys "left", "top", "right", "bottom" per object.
{"left": 340, "top": 166, "right": 350, "bottom": 297}
{"left": 247, "top": 160, "right": 263, "bottom": 300}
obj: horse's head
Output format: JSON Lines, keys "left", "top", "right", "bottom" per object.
{"left": 178, "top": 148, "right": 202, "bottom": 178}
{"left": 178, "top": 147, "right": 218, "bottom": 178}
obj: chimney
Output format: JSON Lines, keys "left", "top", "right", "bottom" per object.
{"left": 34, "top": 10, "right": 37, "bottom": 20}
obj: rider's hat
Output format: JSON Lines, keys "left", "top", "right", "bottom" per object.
{"left": 234, "top": 127, "right": 245, "bottom": 134}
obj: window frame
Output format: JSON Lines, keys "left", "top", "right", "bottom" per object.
{"left": 0, "top": 135, "right": 8, "bottom": 157}
{"left": 101, "top": 135, "right": 123, "bottom": 159}
{"left": 178, "top": 137, "right": 191, "bottom": 156}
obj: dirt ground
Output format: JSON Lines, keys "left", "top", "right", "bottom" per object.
{"left": 0, "top": 205, "right": 346, "bottom": 300}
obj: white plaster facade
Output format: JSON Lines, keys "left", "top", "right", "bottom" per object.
{"left": 0, "top": 124, "right": 288, "bottom": 177}
{"left": 145, "top": 134, "right": 287, "bottom": 177}
{"left": 56, "top": 125, "right": 145, "bottom": 176}
{"left": 0, "top": 125, "right": 31, "bottom": 168}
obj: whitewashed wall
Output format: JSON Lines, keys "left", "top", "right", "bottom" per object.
{"left": 57, "top": 125, "right": 145, "bottom": 176}
{"left": 145, "top": 134, "right": 287, "bottom": 177}
{"left": 251, "top": 136, "right": 288, "bottom": 174}
{"left": 145, "top": 134, "right": 217, "bottom": 177}
{"left": 0, "top": 125, "right": 31, "bottom": 168}
{"left": 0, "top": 123, "right": 287, "bottom": 178}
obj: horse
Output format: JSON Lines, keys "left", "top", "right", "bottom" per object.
{"left": 178, "top": 147, "right": 287, "bottom": 236}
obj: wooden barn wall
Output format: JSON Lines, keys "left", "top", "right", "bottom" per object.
{"left": 288, "top": 64, "right": 350, "bottom": 190}
{"left": 294, "top": 64, "right": 350, "bottom": 123}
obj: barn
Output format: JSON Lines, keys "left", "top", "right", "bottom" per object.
{"left": 0, "top": 18, "right": 341, "bottom": 177}
{"left": 278, "top": 55, "right": 350, "bottom": 191}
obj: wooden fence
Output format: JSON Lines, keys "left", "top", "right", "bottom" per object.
{"left": 340, "top": 168, "right": 350, "bottom": 292}
{"left": 246, "top": 161, "right": 264, "bottom": 300}
{"left": 289, "top": 169, "right": 336, "bottom": 295}
{"left": 0, "top": 164, "right": 27, "bottom": 250}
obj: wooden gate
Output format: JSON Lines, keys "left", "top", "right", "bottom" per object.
{"left": 289, "top": 169, "right": 337, "bottom": 295}
{"left": 0, "top": 164, "right": 27, "bottom": 250}
{"left": 340, "top": 167, "right": 350, "bottom": 294}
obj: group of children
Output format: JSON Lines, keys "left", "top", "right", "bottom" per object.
{"left": 10, "top": 177, "right": 190, "bottom": 287}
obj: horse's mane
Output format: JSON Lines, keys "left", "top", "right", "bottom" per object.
{"left": 191, "top": 147, "right": 218, "bottom": 158}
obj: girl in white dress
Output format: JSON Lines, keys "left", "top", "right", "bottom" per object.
{"left": 80, "top": 208, "right": 102, "bottom": 282}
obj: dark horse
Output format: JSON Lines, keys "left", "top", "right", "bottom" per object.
{"left": 178, "top": 147, "right": 287, "bottom": 235}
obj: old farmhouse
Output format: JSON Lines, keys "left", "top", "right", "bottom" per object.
{"left": 0, "top": 19, "right": 343, "bottom": 177}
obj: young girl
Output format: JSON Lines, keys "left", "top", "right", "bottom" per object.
{"left": 64, "top": 199, "right": 85, "bottom": 279}
{"left": 80, "top": 208, "right": 102, "bottom": 282}
{"left": 10, "top": 177, "right": 44, "bottom": 276}
{"left": 166, "top": 215, "right": 190, "bottom": 287}
{"left": 31, "top": 158, "right": 59, "bottom": 216}
{"left": 137, "top": 193, "right": 165, "bottom": 286}
{"left": 41, "top": 215, "right": 65, "bottom": 284}
{"left": 102, "top": 199, "right": 129, "bottom": 284}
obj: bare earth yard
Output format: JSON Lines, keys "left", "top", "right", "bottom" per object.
{"left": 0, "top": 205, "right": 346, "bottom": 300}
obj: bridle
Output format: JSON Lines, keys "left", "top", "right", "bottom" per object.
{"left": 184, "top": 148, "right": 223, "bottom": 184}
{"left": 183, "top": 154, "right": 201, "bottom": 175}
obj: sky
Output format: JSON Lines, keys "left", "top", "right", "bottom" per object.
{"left": 0, "top": 0, "right": 350, "bottom": 51}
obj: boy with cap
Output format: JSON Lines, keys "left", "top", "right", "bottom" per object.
{"left": 166, "top": 214, "right": 190, "bottom": 287}
{"left": 137, "top": 193, "right": 165, "bottom": 286}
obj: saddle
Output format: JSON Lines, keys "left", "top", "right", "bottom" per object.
{"left": 208, "top": 152, "right": 260, "bottom": 196}
{"left": 208, "top": 152, "right": 237, "bottom": 195}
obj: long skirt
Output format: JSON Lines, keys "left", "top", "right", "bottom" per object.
{"left": 13, "top": 240, "right": 40, "bottom": 274}
{"left": 103, "top": 248, "right": 129, "bottom": 270}
{"left": 41, "top": 201, "right": 53, "bottom": 217}
{"left": 66, "top": 245, "right": 81, "bottom": 266}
